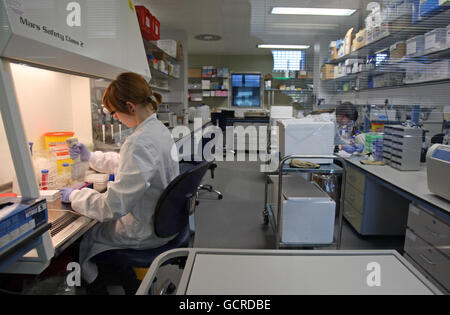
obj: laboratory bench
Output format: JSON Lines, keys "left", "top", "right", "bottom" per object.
{"left": 342, "top": 157, "right": 450, "bottom": 293}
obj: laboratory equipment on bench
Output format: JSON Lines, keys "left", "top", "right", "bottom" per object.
{"left": 278, "top": 120, "right": 335, "bottom": 164}
{"left": 383, "top": 125, "right": 422, "bottom": 171}
{"left": 137, "top": 248, "right": 442, "bottom": 295}
{"left": 426, "top": 144, "right": 450, "bottom": 201}
{"left": 0, "top": 198, "right": 53, "bottom": 274}
{"left": 66, "top": 137, "right": 87, "bottom": 181}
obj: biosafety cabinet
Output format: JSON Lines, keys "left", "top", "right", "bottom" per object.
{"left": 0, "top": 0, "right": 150, "bottom": 274}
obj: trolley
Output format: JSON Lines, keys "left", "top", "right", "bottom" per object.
{"left": 263, "top": 155, "right": 347, "bottom": 249}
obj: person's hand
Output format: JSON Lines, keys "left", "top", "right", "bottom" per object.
{"left": 343, "top": 144, "right": 356, "bottom": 154}
{"left": 355, "top": 144, "right": 364, "bottom": 153}
{"left": 69, "top": 143, "right": 91, "bottom": 162}
{"left": 60, "top": 188, "right": 76, "bottom": 204}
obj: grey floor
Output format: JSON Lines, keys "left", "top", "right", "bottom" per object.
{"left": 193, "top": 159, "right": 405, "bottom": 252}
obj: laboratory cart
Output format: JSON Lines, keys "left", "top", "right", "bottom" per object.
{"left": 136, "top": 248, "right": 441, "bottom": 295}
{"left": 263, "top": 155, "right": 346, "bottom": 249}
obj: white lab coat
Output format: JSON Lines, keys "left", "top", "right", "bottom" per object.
{"left": 69, "top": 114, "right": 180, "bottom": 283}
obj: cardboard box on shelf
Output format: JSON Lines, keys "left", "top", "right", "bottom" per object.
{"left": 188, "top": 68, "right": 202, "bottom": 78}
{"left": 390, "top": 41, "right": 406, "bottom": 60}
{"left": 298, "top": 71, "right": 313, "bottom": 79}
{"left": 176, "top": 41, "right": 184, "bottom": 60}
{"left": 320, "top": 64, "right": 335, "bottom": 80}
{"left": 329, "top": 41, "right": 338, "bottom": 60}
{"left": 344, "top": 28, "right": 355, "bottom": 55}
{"left": 352, "top": 29, "right": 366, "bottom": 52}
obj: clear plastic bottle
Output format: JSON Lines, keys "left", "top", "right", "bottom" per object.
{"left": 61, "top": 163, "right": 71, "bottom": 187}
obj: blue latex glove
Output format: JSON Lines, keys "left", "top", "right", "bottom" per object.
{"left": 343, "top": 144, "right": 356, "bottom": 154}
{"left": 355, "top": 144, "right": 364, "bottom": 153}
{"left": 60, "top": 188, "right": 76, "bottom": 204}
{"left": 69, "top": 143, "right": 91, "bottom": 162}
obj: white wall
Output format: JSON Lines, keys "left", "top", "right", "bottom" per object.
{"left": 0, "top": 64, "right": 92, "bottom": 187}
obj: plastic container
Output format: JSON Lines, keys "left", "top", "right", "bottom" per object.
{"left": 41, "top": 169, "right": 49, "bottom": 191}
{"left": 43, "top": 132, "right": 74, "bottom": 173}
{"left": 424, "top": 28, "right": 447, "bottom": 52}
{"left": 61, "top": 163, "right": 71, "bottom": 187}
{"left": 372, "top": 139, "right": 384, "bottom": 161}
{"left": 365, "top": 133, "right": 384, "bottom": 153}
{"left": 135, "top": 5, "right": 160, "bottom": 41}
{"left": 406, "top": 35, "right": 425, "bottom": 56}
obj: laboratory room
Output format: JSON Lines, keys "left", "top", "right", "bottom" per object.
{"left": 0, "top": 0, "right": 449, "bottom": 298}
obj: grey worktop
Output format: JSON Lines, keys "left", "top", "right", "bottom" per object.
{"left": 344, "top": 157, "right": 450, "bottom": 215}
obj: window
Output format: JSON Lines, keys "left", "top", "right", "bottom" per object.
{"left": 272, "top": 50, "right": 306, "bottom": 71}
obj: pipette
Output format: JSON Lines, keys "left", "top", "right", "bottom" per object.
{"left": 111, "top": 115, "right": 114, "bottom": 143}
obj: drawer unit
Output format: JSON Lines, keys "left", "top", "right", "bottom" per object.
{"left": 345, "top": 166, "right": 366, "bottom": 193}
{"left": 344, "top": 182, "right": 364, "bottom": 213}
{"left": 384, "top": 125, "right": 422, "bottom": 171}
{"left": 343, "top": 201, "right": 362, "bottom": 233}
{"left": 404, "top": 229, "right": 450, "bottom": 292}
{"left": 407, "top": 203, "right": 450, "bottom": 258}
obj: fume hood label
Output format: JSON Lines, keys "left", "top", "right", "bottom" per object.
{"left": 18, "top": 16, "right": 84, "bottom": 47}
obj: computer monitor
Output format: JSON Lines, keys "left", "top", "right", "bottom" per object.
{"left": 231, "top": 73, "right": 262, "bottom": 108}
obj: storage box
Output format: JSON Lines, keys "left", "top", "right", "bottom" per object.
{"left": 406, "top": 35, "right": 425, "bottom": 56}
{"left": 188, "top": 68, "right": 201, "bottom": 78}
{"left": 420, "top": 0, "right": 444, "bottom": 18}
{"left": 157, "top": 40, "right": 178, "bottom": 58}
{"left": 390, "top": 41, "right": 407, "bottom": 60}
{"left": 404, "top": 61, "right": 427, "bottom": 83}
{"left": 135, "top": 6, "right": 160, "bottom": 41}
{"left": 352, "top": 29, "right": 366, "bottom": 51}
{"left": 426, "top": 59, "right": 450, "bottom": 81}
{"left": 397, "top": 0, "right": 414, "bottom": 16}
{"left": 425, "top": 28, "right": 447, "bottom": 52}
{"left": 320, "top": 64, "right": 335, "bottom": 80}
{"left": 344, "top": 28, "right": 354, "bottom": 55}
{"left": 278, "top": 120, "right": 335, "bottom": 164}
{"left": 329, "top": 41, "right": 338, "bottom": 60}
{"left": 270, "top": 175, "right": 336, "bottom": 245}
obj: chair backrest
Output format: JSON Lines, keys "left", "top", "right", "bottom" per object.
{"left": 154, "top": 161, "right": 212, "bottom": 238}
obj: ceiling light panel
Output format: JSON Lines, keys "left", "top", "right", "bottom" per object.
{"left": 271, "top": 7, "right": 356, "bottom": 16}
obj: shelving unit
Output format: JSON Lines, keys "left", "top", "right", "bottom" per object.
{"left": 266, "top": 75, "right": 314, "bottom": 109}
{"left": 321, "top": 9, "right": 450, "bottom": 95}
{"left": 141, "top": 37, "right": 186, "bottom": 111}
{"left": 325, "top": 10, "right": 450, "bottom": 65}
{"left": 188, "top": 67, "right": 230, "bottom": 106}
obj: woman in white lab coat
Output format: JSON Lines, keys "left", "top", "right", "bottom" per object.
{"left": 60, "top": 72, "right": 180, "bottom": 285}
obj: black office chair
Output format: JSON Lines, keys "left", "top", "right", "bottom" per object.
{"left": 90, "top": 161, "right": 212, "bottom": 295}
{"left": 179, "top": 125, "right": 223, "bottom": 200}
